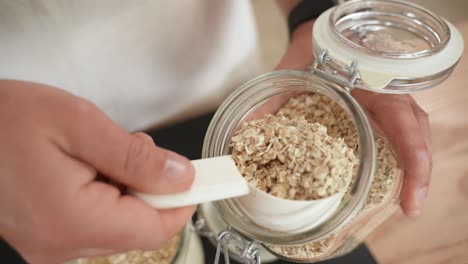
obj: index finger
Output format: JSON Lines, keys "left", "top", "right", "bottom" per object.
{"left": 55, "top": 98, "right": 194, "bottom": 194}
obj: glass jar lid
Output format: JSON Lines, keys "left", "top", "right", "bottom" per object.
{"left": 313, "top": 0, "right": 464, "bottom": 93}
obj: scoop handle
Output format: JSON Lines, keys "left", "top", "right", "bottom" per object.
{"left": 131, "top": 155, "right": 250, "bottom": 208}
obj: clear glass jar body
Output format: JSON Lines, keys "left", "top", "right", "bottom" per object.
{"left": 172, "top": 224, "right": 204, "bottom": 264}
{"left": 199, "top": 70, "right": 403, "bottom": 263}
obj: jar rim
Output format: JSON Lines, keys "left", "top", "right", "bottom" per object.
{"left": 329, "top": 0, "right": 451, "bottom": 59}
{"left": 202, "top": 70, "right": 376, "bottom": 245}
{"left": 313, "top": 1, "right": 464, "bottom": 93}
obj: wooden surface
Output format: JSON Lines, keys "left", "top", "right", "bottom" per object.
{"left": 367, "top": 21, "right": 468, "bottom": 264}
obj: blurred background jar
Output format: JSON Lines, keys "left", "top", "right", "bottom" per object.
{"left": 68, "top": 224, "right": 205, "bottom": 264}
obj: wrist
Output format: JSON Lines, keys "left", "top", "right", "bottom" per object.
{"left": 290, "top": 20, "right": 314, "bottom": 50}
{"left": 287, "top": 0, "right": 335, "bottom": 37}
{"left": 276, "top": 20, "right": 315, "bottom": 70}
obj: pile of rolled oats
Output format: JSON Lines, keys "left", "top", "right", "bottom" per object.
{"left": 267, "top": 134, "right": 398, "bottom": 261}
{"left": 268, "top": 237, "right": 333, "bottom": 260}
{"left": 231, "top": 113, "right": 356, "bottom": 200}
{"left": 234, "top": 93, "right": 399, "bottom": 261}
{"left": 277, "top": 93, "right": 398, "bottom": 207}
{"left": 366, "top": 136, "right": 398, "bottom": 207}
{"left": 78, "top": 234, "right": 180, "bottom": 264}
{"left": 278, "top": 93, "right": 358, "bottom": 151}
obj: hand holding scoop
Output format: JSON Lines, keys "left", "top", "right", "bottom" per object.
{"left": 132, "top": 155, "right": 345, "bottom": 232}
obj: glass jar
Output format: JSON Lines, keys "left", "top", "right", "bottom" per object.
{"left": 69, "top": 223, "right": 205, "bottom": 264}
{"left": 194, "top": 0, "right": 463, "bottom": 263}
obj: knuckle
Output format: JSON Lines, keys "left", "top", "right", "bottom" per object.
{"left": 409, "top": 99, "right": 429, "bottom": 120}
{"left": 408, "top": 145, "right": 432, "bottom": 184}
{"left": 123, "top": 136, "right": 157, "bottom": 183}
{"left": 413, "top": 104, "right": 429, "bottom": 119}
{"left": 415, "top": 108, "right": 429, "bottom": 119}
{"left": 133, "top": 132, "right": 154, "bottom": 145}
{"left": 413, "top": 145, "right": 430, "bottom": 163}
{"left": 373, "top": 95, "right": 409, "bottom": 113}
{"left": 69, "top": 98, "right": 100, "bottom": 120}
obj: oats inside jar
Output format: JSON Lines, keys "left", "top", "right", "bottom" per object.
{"left": 277, "top": 93, "right": 398, "bottom": 207}
{"left": 231, "top": 94, "right": 357, "bottom": 201}
{"left": 246, "top": 93, "right": 400, "bottom": 260}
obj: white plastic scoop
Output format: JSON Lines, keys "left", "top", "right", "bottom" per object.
{"left": 237, "top": 185, "right": 343, "bottom": 232}
{"left": 132, "top": 155, "right": 345, "bottom": 231}
{"left": 132, "top": 156, "right": 250, "bottom": 208}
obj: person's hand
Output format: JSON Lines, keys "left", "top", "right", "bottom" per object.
{"left": 273, "top": 20, "right": 432, "bottom": 217}
{"left": 351, "top": 90, "right": 431, "bottom": 216}
{"left": 0, "top": 80, "right": 196, "bottom": 264}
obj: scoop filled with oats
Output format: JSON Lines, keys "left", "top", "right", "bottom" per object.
{"left": 231, "top": 113, "right": 357, "bottom": 231}
{"left": 231, "top": 114, "right": 356, "bottom": 201}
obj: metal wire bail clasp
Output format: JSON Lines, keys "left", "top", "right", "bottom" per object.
{"left": 241, "top": 241, "right": 261, "bottom": 264}
{"left": 193, "top": 217, "right": 261, "bottom": 264}
{"left": 308, "top": 50, "right": 360, "bottom": 90}
{"left": 214, "top": 230, "right": 232, "bottom": 264}
{"left": 213, "top": 228, "right": 261, "bottom": 264}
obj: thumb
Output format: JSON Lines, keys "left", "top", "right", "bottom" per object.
{"left": 61, "top": 101, "right": 194, "bottom": 194}
{"left": 121, "top": 132, "right": 196, "bottom": 194}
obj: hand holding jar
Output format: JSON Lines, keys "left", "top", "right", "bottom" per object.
{"left": 274, "top": 19, "right": 431, "bottom": 217}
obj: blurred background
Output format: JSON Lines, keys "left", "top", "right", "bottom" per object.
{"left": 251, "top": 0, "right": 468, "bottom": 263}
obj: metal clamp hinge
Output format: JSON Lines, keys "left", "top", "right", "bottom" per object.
{"left": 192, "top": 218, "right": 261, "bottom": 264}
{"left": 214, "top": 228, "right": 261, "bottom": 264}
{"left": 308, "top": 50, "right": 360, "bottom": 90}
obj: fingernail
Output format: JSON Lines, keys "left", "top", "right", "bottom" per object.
{"left": 409, "top": 186, "right": 428, "bottom": 217}
{"left": 164, "top": 153, "right": 191, "bottom": 183}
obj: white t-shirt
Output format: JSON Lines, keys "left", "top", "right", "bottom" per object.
{"left": 0, "top": 0, "right": 262, "bottom": 131}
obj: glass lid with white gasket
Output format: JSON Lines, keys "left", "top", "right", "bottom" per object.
{"left": 312, "top": 0, "right": 464, "bottom": 93}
